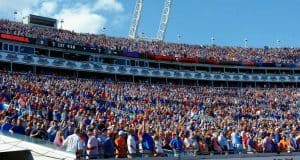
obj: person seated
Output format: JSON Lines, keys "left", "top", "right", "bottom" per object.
{"left": 30, "top": 122, "right": 48, "bottom": 140}
{"left": 9, "top": 118, "right": 25, "bottom": 135}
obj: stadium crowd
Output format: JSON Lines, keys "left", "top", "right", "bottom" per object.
{"left": 1, "top": 19, "right": 300, "bottom": 64}
{"left": 0, "top": 71, "right": 299, "bottom": 159}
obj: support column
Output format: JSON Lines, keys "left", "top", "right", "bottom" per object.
{"left": 33, "top": 65, "right": 36, "bottom": 75}
{"left": 10, "top": 62, "right": 12, "bottom": 73}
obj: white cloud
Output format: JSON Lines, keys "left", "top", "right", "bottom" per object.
{"left": 0, "top": 0, "right": 39, "bottom": 19}
{"left": 94, "top": 0, "right": 124, "bottom": 12}
{"left": 0, "top": 0, "right": 39, "bottom": 11}
{"left": 40, "top": 1, "right": 58, "bottom": 15}
{"left": 54, "top": 5, "right": 107, "bottom": 33}
{"left": 0, "top": 0, "right": 126, "bottom": 34}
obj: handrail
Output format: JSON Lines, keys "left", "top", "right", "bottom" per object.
{"left": 78, "top": 148, "right": 300, "bottom": 159}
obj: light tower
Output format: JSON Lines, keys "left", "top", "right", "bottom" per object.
{"left": 211, "top": 36, "right": 215, "bottom": 45}
{"left": 244, "top": 38, "right": 248, "bottom": 48}
{"left": 128, "top": 0, "right": 143, "bottom": 39}
{"left": 60, "top": 19, "right": 64, "bottom": 29}
{"left": 177, "top": 33, "right": 181, "bottom": 43}
{"left": 156, "top": 0, "right": 172, "bottom": 41}
{"left": 276, "top": 40, "right": 281, "bottom": 48}
{"left": 128, "top": 0, "right": 172, "bottom": 41}
{"left": 13, "top": 10, "right": 18, "bottom": 21}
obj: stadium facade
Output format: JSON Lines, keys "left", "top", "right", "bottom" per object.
{"left": 0, "top": 33, "right": 299, "bottom": 87}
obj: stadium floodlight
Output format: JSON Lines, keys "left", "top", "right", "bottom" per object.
{"left": 13, "top": 10, "right": 18, "bottom": 21}
{"left": 276, "top": 40, "right": 281, "bottom": 48}
{"left": 101, "top": 27, "right": 106, "bottom": 34}
{"left": 177, "top": 33, "right": 181, "bottom": 43}
{"left": 141, "top": 32, "right": 145, "bottom": 38}
{"left": 244, "top": 38, "right": 248, "bottom": 48}
{"left": 129, "top": 0, "right": 143, "bottom": 39}
{"left": 129, "top": 0, "right": 172, "bottom": 41}
{"left": 60, "top": 19, "right": 64, "bottom": 29}
{"left": 211, "top": 36, "right": 215, "bottom": 45}
{"left": 156, "top": 0, "right": 172, "bottom": 41}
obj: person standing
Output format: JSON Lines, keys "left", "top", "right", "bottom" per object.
{"left": 54, "top": 130, "right": 64, "bottom": 147}
{"left": 102, "top": 129, "right": 115, "bottom": 158}
{"left": 127, "top": 128, "right": 137, "bottom": 158}
{"left": 153, "top": 133, "right": 165, "bottom": 157}
{"left": 170, "top": 132, "right": 183, "bottom": 158}
{"left": 86, "top": 128, "right": 99, "bottom": 159}
{"left": 63, "top": 128, "right": 84, "bottom": 159}
{"left": 115, "top": 130, "right": 128, "bottom": 158}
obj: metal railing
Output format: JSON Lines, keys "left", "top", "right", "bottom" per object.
{"left": 78, "top": 148, "right": 300, "bottom": 160}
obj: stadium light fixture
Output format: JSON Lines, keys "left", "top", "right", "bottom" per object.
{"left": 101, "top": 27, "right": 106, "bottom": 34}
{"left": 60, "top": 19, "right": 64, "bottom": 29}
{"left": 177, "top": 33, "right": 181, "bottom": 43}
{"left": 129, "top": 0, "right": 172, "bottom": 41}
{"left": 141, "top": 32, "right": 145, "bottom": 38}
{"left": 13, "top": 10, "right": 18, "bottom": 21}
{"left": 244, "top": 38, "right": 248, "bottom": 48}
{"left": 276, "top": 40, "right": 281, "bottom": 48}
{"left": 211, "top": 36, "right": 215, "bottom": 45}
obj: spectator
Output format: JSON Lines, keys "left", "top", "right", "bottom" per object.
{"left": 53, "top": 130, "right": 64, "bottom": 147}
{"left": 9, "top": 118, "right": 25, "bottom": 135}
{"left": 47, "top": 121, "right": 58, "bottom": 142}
{"left": 153, "top": 133, "right": 165, "bottom": 157}
{"left": 190, "top": 132, "right": 200, "bottom": 156}
{"left": 218, "top": 132, "right": 229, "bottom": 151}
{"left": 289, "top": 133, "right": 298, "bottom": 151}
{"left": 30, "top": 122, "right": 48, "bottom": 140}
{"left": 231, "top": 129, "right": 242, "bottom": 153}
{"left": 115, "top": 130, "right": 127, "bottom": 158}
{"left": 63, "top": 128, "right": 84, "bottom": 159}
{"left": 86, "top": 128, "right": 99, "bottom": 159}
{"left": 212, "top": 132, "right": 223, "bottom": 153}
{"left": 199, "top": 137, "right": 209, "bottom": 154}
{"left": 247, "top": 134, "right": 256, "bottom": 153}
{"left": 262, "top": 133, "right": 273, "bottom": 153}
{"left": 170, "top": 132, "right": 183, "bottom": 157}
{"left": 139, "top": 119, "right": 155, "bottom": 157}
{"left": 102, "top": 129, "right": 115, "bottom": 158}
{"left": 25, "top": 123, "right": 33, "bottom": 136}
{"left": 1, "top": 117, "right": 12, "bottom": 132}
{"left": 278, "top": 135, "right": 289, "bottom": 152}
{"left": 127, "top": 128, "right": 137, "bottom": 158}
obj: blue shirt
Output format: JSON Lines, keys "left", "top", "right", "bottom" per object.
{"left": 1, "top": 122, "right": 12, "bottom": 132}
{"left": 103, "top": 137, "right": 114, "bottom": 156}
{"left": 274, "top": 133, "right": 281, "bottom": 143}
{"left": 231, "top": 132, "right": 241, "bottom": 145}
{"left": 49, "top": 130, "right": 57, "bottom": 142}
{"left": 142, "top": 133, "right": 155, "bottom": 151}
{"left": 170, "top": 137, "right": 183, "bottom": 151}
{"left": 11, "top": 125, "right": 25, "bottom": 135}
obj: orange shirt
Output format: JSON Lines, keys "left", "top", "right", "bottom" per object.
{"left": 115, "top": 136, "right": 127, "bottom": 158}
{"left": 279, "top": 139, "right": 288, "bottom": 151}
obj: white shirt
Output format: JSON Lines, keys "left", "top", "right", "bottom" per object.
{"left": 63, "top": 134, "right": 84, "bottom": 153}
{"left": 127, "top": 135, "right": 136, "bottom": 154}
{"left": 155, "top": 139, "right": 164, "bottom": 153}
{"left": 184, "top": 137, "right": 192, "bottom": 148}
{"left": 87, "top": 136, "right": 99, "bottom": 156}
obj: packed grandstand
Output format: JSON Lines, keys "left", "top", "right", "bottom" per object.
{"left": 0, "top": 17, "right": 300, "bottom": 160}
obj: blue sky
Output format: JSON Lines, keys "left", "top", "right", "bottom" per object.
{"left": 0, "top": 0, "right": 300, "bottom": 48}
